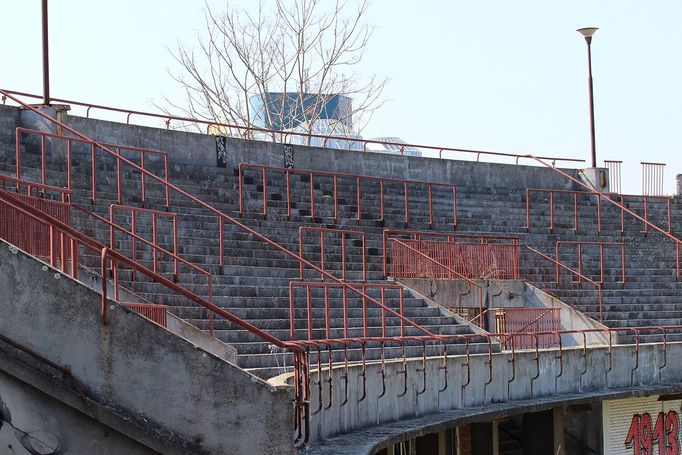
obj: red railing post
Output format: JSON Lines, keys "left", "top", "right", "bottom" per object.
{"left": 90, "top": 143, "right": 96, "bottom": 204}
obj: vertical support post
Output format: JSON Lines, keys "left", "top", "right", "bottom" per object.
{"left": 67, "top": 139, "right": 72, "bottom": 193}
{"left": 356, "top": 177, "right": 361, "bottom": 224}
{"left": 116, "top": 147, "right": 122, "bottom": 204}
{"left": 152, "top": 212, "right": 159, "bottom": 273}
{"left": 428, "top": 184, "right": 433, "bottom": 226}
{"left": 286, "top": 170, "right": 292, "bottom": 220}
{"left": 452, "top": 186, "right": 458, "bottom": 227}
{"left": 41, "top": 134, "right": 46, "bottom": 187}
{"left": 341, "top": 232, "right": 346, "bottom": 281}
{"left": 238, "top": 165, "right": 244, "bottom": 217}
{"left": 261, "top": 168, "right": 267, "bottom": 218}
{"left": 140, "top": 151, "right": 146, "bottom": 206}
{"left": 574, "top": 192, "right": 579, "bottom": 232}
{"left": 306, "top": 286, "right": 312, "bottom": 341}
{"left": 404, "top": 181, "right": 409, "bottom": 225}
{"left": 333, "top": 175, "right": 338, "bottom": 221}
{"left": 320, "top": 231, "right": 325, "bottom": 280}
{"left": 91, "top": 143, "right": 96, "bottom": 204}
{"left": 549, "top": 191, "right": 554, "bottom": 231}
{"left": 218, "top": 216, "right": 224, "bottom": 274}
{"left": 379, "top": 180, "right": 385, "bottom": 221}
{"left": 164, "top": 155, "right": 170, "bottom": 209}
{"left": 309, "top": 173, "right": 315, "bottom": 219}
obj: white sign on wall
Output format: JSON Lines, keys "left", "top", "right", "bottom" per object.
{"left": 603, "top": 396, "right": 682, "bottom": 454}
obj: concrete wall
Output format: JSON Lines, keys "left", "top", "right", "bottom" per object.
{"left": 0, "top": 104, "right": 20, "bottom": 159}
{"left": 52, "top": 108, "right": 581, "bottom": 191}
{"left": 286, "top": 338, "right": 682, "bottom": 445}
{"left": 0, "top": 239, "right": 293, "bottom": 455}
{"left": 0, "top": 362, "right": 156, "bottom": 455}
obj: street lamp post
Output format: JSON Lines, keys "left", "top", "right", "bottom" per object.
{"left": 42, "top": 0, "right": 50, "bottom": 105}
{"left": 577, "top": 27, "right": 598, "bottom": 168}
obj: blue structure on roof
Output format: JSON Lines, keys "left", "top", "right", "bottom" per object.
{"left": 249, "top": 93, "right": 353, "bottom": 131}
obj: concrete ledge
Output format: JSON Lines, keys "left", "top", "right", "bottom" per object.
{"left": 308, "top": 383, "right": 682, "bottom": 455}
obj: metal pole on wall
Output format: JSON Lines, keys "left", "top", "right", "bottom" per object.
{"left": 577, "top": 27, "right": 598, "bottom": 168}
{"left": 42, "top": 0, "right": 50, "bottom": 105}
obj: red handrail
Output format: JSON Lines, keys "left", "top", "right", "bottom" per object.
{"left": 2, "top": 88, "right": 438, "bottom": 340}
{"left": 382, "top": 228, "right": 519, "bottom": 277}
{"left": 298, "top": 227, "right": 366, "bottom": 282}
{"left": 526, "top": 154, "right": 682, "bottom": 279}
{"left": 288, "top": 281, "right": 405, "bottom": 340}
{"left": 2, "top": 89, "right": 585, "bottom": 166}
{"left": 526, "top": 187, "right": 673, "bottom": 235}
{"left": 555, "top": 241, "right": 626, "bottom": 284}
{"left": 110, "top": 204, "right": 179, "bottom": 279}
{"left": 0, "top": 173, "right": 71, "bottom": 202}
{"left": 0, "top": 188, "right": 281, "bottom": 346}
{"left": 238, "top": 163, "right": 458, "bottom": 226}
{"left": 15, "top": 127, "right": 170, "bottom": 207}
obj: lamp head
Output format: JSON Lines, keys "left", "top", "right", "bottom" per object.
{"left": 577, "top": 27, "right": 598, "bottom": 44}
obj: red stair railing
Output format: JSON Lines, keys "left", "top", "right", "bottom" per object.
{"left": 526, "top": 187, "right": 673, "bottom": 235}
{"left": 2, "top": 89, "right": 585, "bottom": 166}
{"left": 298, "top": 226, "right": 366, "bottom": 282}
{"left": 15, "top": 127, "right": 170, "bottom": 208}
{"left": 239, "top": 163, "right": 458, "bottom": 226}
{"left": 555, "top": 241, "right": 626, "bottom": 284}
{"left": 110, "top": 205, "right": 179, "bottom": 279}
{"left": 527, "top": 155, "right": 682, "bottom": 280}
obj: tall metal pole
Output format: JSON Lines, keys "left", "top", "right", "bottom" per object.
{"left": 577, "top": 27, "right": 598, "bottom": 168}
{"left": 42, "top": 0, "right": 50, "bottom": 105}
{"left": 585, "top": 37, "right": 596, "bottom": 168}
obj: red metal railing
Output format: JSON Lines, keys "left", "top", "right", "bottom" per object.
{"left": 0, "top": 173, "right": 71, "bottom": 203}
{"left": 495, "top": 308, "right": 561, "bottom": 349}
{"left": 15, "top": 127, "right": 170, "bottom": 207}
{"left": 642, "top": 162, "right": 666, "bottom": 196}
{"left": 519, "top": 245, "right": 603, "bottom": 321}
{"left": 1, "top": 89, "right": 586, "bottom": 166}
{"left": 527, "top": 155, "right": 682, "bottom": 280}
{"left": 556, "top": 241, "right": 626, "bottom": 284}
{"left": 288, "top": 282, "right": 405, "bottom": 340}
{"left": 382, "top": 229, "right": 519, "bottom": 278}
{"left": 110, "top": 205, "right": 179, "bottom": 279}
{"left": 388, "top": 239, "right": 518, "bottom": 280}
{"left": 2, "top": 89, "right": 441, "bottom": 344}
{"left": 384, "top": 238, "right": 486, "bottom": 326}
{"left": 0, "top": 191, "right": 71, "bottom": 260}
{"left": 298, "top": 227, "right": 366, "bottom": 282}
{"left": 239, "top": 163, "right": 458, "bottom": 226}
{"left": 526, "top": 188, "right": 673, "bottom": 235}
{"left": 73, "top": 204, "right": 215, "bottom": 333}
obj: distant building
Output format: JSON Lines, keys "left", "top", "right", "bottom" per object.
{"left": 249, "top": 92, "right": 363, "bottom": 151}
{"left": 365, "top": 136, "right": 422, "bottom": 157}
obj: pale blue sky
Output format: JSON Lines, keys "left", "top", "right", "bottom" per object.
{"left": 2, "top": 1, "right": 681, "bottom": 194}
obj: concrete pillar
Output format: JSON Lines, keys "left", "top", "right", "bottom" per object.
{"left": 492, "top": 420, "right": 499, "bottom": 455}
{"left": 676, "top": 174, "right": 682, "bottom": 195}
{"left": 20, "top": 104, "right": 70, "bottom": 135}
{"left": 579, "top": 167, "right": 609, "bottom": 192}
{"left": 553, "top": 407, "right": 565, "bottom": 455}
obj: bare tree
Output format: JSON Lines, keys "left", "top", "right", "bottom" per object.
{"left": 164, "top": 0, "right": 387, "bottom": 144}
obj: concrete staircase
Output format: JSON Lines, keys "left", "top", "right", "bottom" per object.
{"left": 3, "top": 126, "right": 682, "bottom": 370}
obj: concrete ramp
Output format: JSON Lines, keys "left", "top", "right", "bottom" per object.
{"left": 0, "top": 239, "right": 293, "bottom": 455}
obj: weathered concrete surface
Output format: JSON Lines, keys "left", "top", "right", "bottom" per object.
{"left": 54, "top": 106, "right": 581, "bottom": 191}
{"left": 307, "top": 384, "right": 682, "bottom": 455}
{"left": 283, "top": 337, "right": 682, "bottom": 444}
{"left": 0, "top": 346, "right": 158, "bottom": 455}
{"left": 0, "top": 104, "right": 20, "bottom": 159}
{"left": 0, "top": 239, "right": 294, "bottom": 454}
